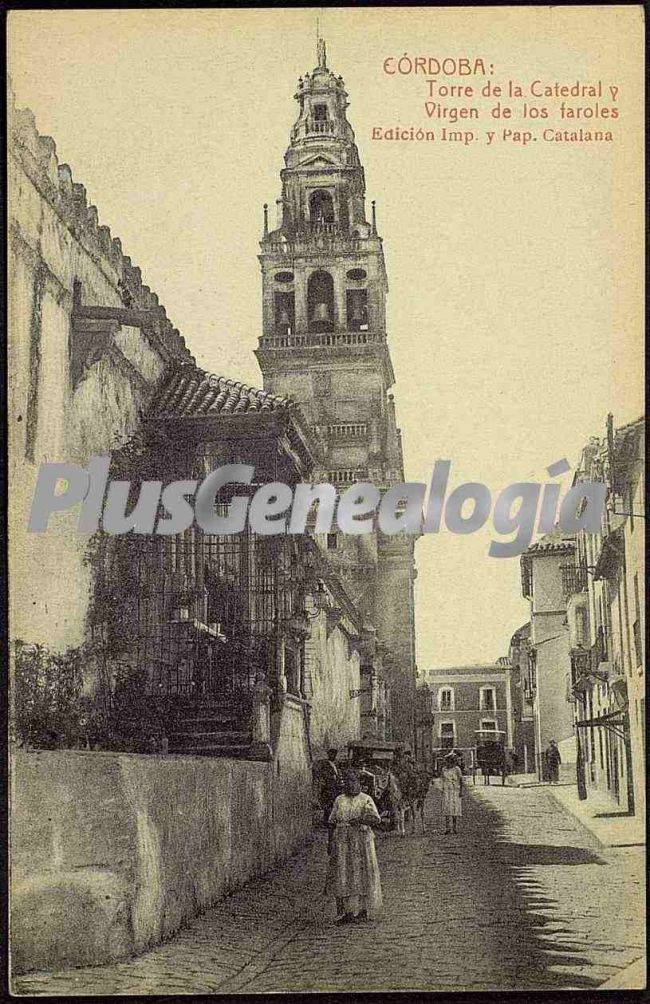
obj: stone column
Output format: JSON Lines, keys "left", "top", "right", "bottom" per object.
{"left": 276, "top": 635, "right": 288, "bottom": 694}
{"left": 297, "top": 644, "right": 307, "bottom": 700}
{"left": 332, "top": 264, "right": 346, "bottom": 331}
{"left": 250, "top": 681, "right": 273, "bottom": 759}
{"left": 295, "top": 263, "right": 308, "bottom": 335}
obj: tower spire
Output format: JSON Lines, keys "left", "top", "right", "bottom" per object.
{"left": 316, "top": 19, "right": 327, "bottom": 69}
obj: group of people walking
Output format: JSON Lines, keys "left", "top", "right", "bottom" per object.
{"left": 317, "top": 748, "right": 465, "bottom": 925}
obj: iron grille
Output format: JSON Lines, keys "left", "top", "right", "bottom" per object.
{"left": 561, "top": 563, "right": 588, "bottom": 598}
{"left": 90, "top": 527, "right": 306, "bottom": 706}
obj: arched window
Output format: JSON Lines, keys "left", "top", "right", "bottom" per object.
{"left": 346, "top": 289, "right": 368, "bottom": 331}
{"left": 308, "top": 271, "right": 335, "bottom": 332}
{"left": 309, "top": 190, "right": 335, "bottom": 227}
{"left": 274, "top": 292, "right": 294, "bottom": 335}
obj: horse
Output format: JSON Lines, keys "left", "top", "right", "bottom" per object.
{"left": 476, "top": 742, "right": 506, "bottom": 785}
{"left": 375, "top": 768, "right": 406, "bottom": 834}
{"left": 394, "top": 759, "right": 423, "bottom": 834}
{"left": 398, "top": 764, "right": 434, "bottom": 833}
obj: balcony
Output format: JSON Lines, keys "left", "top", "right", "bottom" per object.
{"left": 262, "top": 233, "right": 371, "bottom": 256}
{"left": 326, "top": 423, "right": 368, "bottom": 441}
{"left": 608, "top": 657, "right": 626, "bottom": 683}
{"left": 567, "top": 589, "right": 589, "bottom": 650}
{"left": 591, "top": 627, "right": 608, "bottom": 672}
{"left": 593, "top": 524, "right": 625, "bottom": 580}
{"left": 306, "top": 220, "right": 338, "bottom": 235}
{"left": 522, "top": 680, "right": 535, "bottom": 704}
{"left": 290, "top": 119, "right": 337, "bottom": 143}
{"left": 561, "top": 563, "right": 588, "bottom": 598}
{"left": 258, "top": 330, "right": 385, "bottom": 350}
{"left": 324, "top": 468, "right": 369, "bottom": 486}
{"left": 569, "top": 648, "right": 593, "bottom": 696}
{"left": 307, "top": 119, "right": 335, "bottom": 135}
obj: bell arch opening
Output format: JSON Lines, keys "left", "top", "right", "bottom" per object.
{"left": 309, "top": 190, "right": 335, "bottom": 227}
{"left": 308, "top": 271, "right": 335, "bottom": 332}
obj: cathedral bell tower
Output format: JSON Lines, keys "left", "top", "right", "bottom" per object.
{"left": 255, "top": 38, "right": 417, "bottom": 745}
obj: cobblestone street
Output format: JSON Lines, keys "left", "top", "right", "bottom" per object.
{"left": 14, "top": 784, "right": 644, "bottom": 995}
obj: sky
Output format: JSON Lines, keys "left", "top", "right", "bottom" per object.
{"left": 8, "top": 7, "right": 644, "bottom": 670}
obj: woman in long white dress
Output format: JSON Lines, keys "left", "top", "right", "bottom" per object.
{"left": 440, "top": 752, "right": 464, "bottom": 834}
{"left": 327, "top": 769, "right": 383, "bottom": 924}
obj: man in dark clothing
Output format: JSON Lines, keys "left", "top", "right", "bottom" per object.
{"left": 319, "top": 747, "right": 343, "bottom": 825}
{"left": 546, "top": 740, "right": 562, "bottom": 783}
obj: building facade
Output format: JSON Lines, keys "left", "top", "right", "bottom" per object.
{"left": 520, "top": 529, "right": 577, "bottom": 779}
{"left": 566, "top": 416, "right": 645, "bottom": 817}
{"left": 8, "top": 81, "right": 193, "bottom": 655}
{"left": 9, "top": 64, "right": 392, "bottom": 972}
{"left": 254, "top": 39, "right": 417, "bottom": 746}
{"left": 512, "top": 416, "right": 645, "bottom": 798}
{"left": 8, "top": 75, "right": 370, "bottom": 766}
{"left": 85, "top": 360, "right": 366, "bottom": 762}
{"left": 507, "top": 623, "right": 536, "bottom": 773}
{"left": 419, "top": 664, "right": 514, "bottom": 757}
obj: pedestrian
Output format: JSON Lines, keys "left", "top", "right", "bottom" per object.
{"left": 319, "top": 747, "right": 343, "bottom": 826}
{"left": 412, "top": 759, "right": 433, "bottom": 832}
{"left": 387, "top": 763, "right": 406, "bottom": 835}
{"left": 326, "top": 768, "right": 383, "bottom": 924}
{"left": 545, "top": 740, "right": 562, "bottom": 784}
{"left": 440, "top": 751, "right": 464, "bottom": 834}
{"left": 504, "top": 748, "right": 518, "bottom": 782}
{"left": 394, "top": 750, "right": 418, "bottom": 832}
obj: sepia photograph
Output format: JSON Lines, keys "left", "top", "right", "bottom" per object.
{"left": 6, "top": 5, "right": 645, "bottom": 995}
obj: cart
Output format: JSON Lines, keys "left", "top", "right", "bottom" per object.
{"left": 473, "top": 729, "right": 507, "bottom": 785}
{"left": 346, "top": 739, "right": 405, "bottom": 827}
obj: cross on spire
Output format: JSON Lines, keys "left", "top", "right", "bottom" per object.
{"left": 316, "top": 19, "right": 327, "bottom": 69}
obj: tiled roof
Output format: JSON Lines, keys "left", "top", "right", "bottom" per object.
{"left": 149, "top": 363, "right": 294, "bottom": 419}
{"left": 426, "top": 664, "right": 510, "bottom": 676}
{"left": 525, "top": 526, "right": 574, "bottom": 555}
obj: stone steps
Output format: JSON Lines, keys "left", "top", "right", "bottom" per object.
{"left": 167, "top": 736, "right": 270, "bottom": 761}
{"left": 166, "top": 690, "right": 259, "bottom": 758}
{"left": 171, "top": 730, "right": 252, "bottom": 746}
{"left": 176, "top": 713, "right": 242, "bottom": 728}
{"left": 170, "top": 697, "right": 252, "bottom": 714}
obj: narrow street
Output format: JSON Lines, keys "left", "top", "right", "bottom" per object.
{"left": 14, "top": 784, "right": 644, "bottom": 995}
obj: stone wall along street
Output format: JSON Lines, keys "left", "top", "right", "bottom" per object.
{"left": 11, "top": 699, "right": 312, "bottom": 975}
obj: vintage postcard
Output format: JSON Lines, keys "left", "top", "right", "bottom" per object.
{"left": 7, "top": 6, "right": 645, "bottom": 995}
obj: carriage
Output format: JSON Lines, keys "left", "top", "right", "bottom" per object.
{"left": 473, "top": 728, "right": 507, "bottom": 785}
{"left": 346, "top": 739, "right": 405, "bottom": 826}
